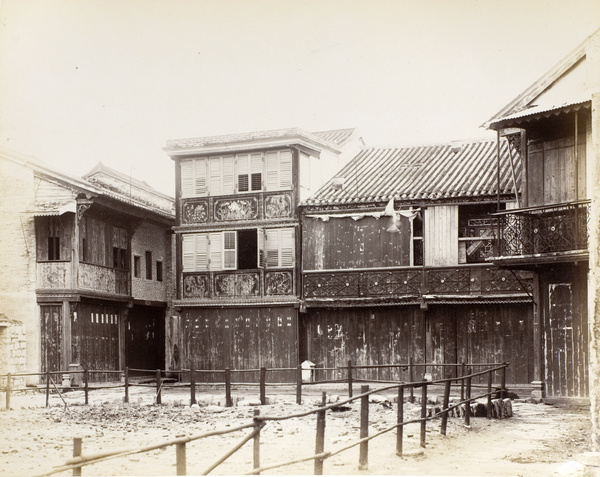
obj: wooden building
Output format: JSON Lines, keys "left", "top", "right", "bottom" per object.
{"left": 164, "top": 128, "right": 363, "bottom": 381}
{"left": 484, "top": 30, "right": 600, "bottom": 399}
{"left": 0, "top": 149, "right": 175, "bottom": 383}
{"left": 300, "top": 140, "right": 535, "bottom": 388}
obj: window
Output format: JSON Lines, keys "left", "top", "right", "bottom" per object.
{"left": 113, "top": 247, "right": 127, "bottom": 269}
{"left": 412, "top": 211, "right": 423, "bottom": 266}
{"left": 265, "top": 228, "right": 294, "bottom": 267}
{"left": 133, "top": 256, "right": 141, "bottom": 278}
{"left": 458, "top": 204, "right": 498, "bottom": 263}
{"left": 156, "top": 261, "right": 163, "bottom": 282}
{"left": 48, "top": 237, "right": 60, "bottom": 260}
{"left": 145, "top": 251, "right": 152, "bottom": 279}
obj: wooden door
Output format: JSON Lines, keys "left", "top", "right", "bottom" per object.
{"left": 40, "top": 305, "right": 62, "bottom": 376}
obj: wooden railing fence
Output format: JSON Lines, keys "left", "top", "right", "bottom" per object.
{"left": 0, "top": 364, "right": 511, "bottom": 476}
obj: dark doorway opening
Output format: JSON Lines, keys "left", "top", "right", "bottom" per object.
{"left": 126, "top": 306, "right": 165, "bottom": 375}
{"left": 238, "top": 229, "right": 258, "bottom": 269}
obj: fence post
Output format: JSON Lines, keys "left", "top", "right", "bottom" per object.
{"left": 464, "top": 371, "right": 472, "bottom": 428}
{"left": 5, "top": 373, "right": 11, "bottom": 411}
{"left": 408, "top": 357, "right": 414, "bottom": 403}
{"left": 225, "top": 369, "right": 232, "bottom": 407}
{"left": 314, "top": 392, "right": 326, "bottom": 475}
{"left": 396, "top": 385, "right": 404, "bottom": 456}
{"left": 45, "top": 370, "right": 50, "bottom": 407}
{"left": 460, "top": 362, "right": 466, "bottom": 401}
{"left": 501, "top": 362, "right": 508, "bottom": 399}
{"left": 73, "top": 437, "right": 82, "bottom": 477}
{"left": 359, "top": 385, "right": 369, "bottom": 470}
{"left": 487, "top": 370, "right": 493, "bottom": 419}
{"left": 254, "top": 409, "right": 261, "bottom": 474}
{"left": 124, "top": 367, "right": 129, "bottom": 404}
{"left": 296, "top": 365, "right": 302, "bottom": 405}
{"left": 156, "top": 369, "right": 162, "bottom": 405}
{"left": 190, "top": 367, "right": 196, "bottom": 406}
{"left": 420, "top": 382, "right": 427, "bottom": 447}
{"left": 347, "top": 360, "right": 353, "bottom": 398}
{"left": 176, "top": 441, "right": 186, "bottom": 476}
{"left": 84, "top": 369, "right": 89, "bottom": 405}
{"left": 259, "top": 367, "right": 266, "bottom": 405}
{"left": 440, "top": 377, "right": 451, "bottom": 436}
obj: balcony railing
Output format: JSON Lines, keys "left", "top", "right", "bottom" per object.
{"left": 303, "top": 265, "right": 532, "bottom": 300}
{"left": 37, "top": 261, "right": 72, "bottom": 289}
{"left": 493, "top": 201, "right": 590, "bottom": 260}
{"left": 79, "top": 262, "right": 130, "bottom": 296}
{"left": 182, "top": 268, "right": 295, "bottom": 300}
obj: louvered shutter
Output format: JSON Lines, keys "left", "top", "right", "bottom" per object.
{"left": 265, "top": 229, "right": 280, "bottom": 267}
{"left": 265, "top": 151, "right": 279, "bottom": 191}
{"left": 257, "top": 228, "right": 265, "bottom": 268}
{"left": 195, "top": 234, "right": 209, "bottom": 270}
{"left": 279, "top": 150, "right": 292, "bottom": 189}
{"left": 209, "top": 156, "right": 222, "bottom": 196}
{"left": 182, "top": 234, "right": 195, "bottom": 271}
{"left": 194, "top": 159, "right": 207, "bottom": 196}
{"left": 223, "top": 231, "right": 236, "bottom": 269}
{"left": 181, "top": 160, "right": 193, "bottom": 198}
{"left": 222, "top": 155, "right": 235, "bottom": 195}
{"left": 251, "top": 153, "right": 263, "bottom": 191}
{"left": 280, "top": 228, "right": 294, "bottom": 267}
{"left": 209, "top": 232, "right": 222, "bottom": 270}
{"left": 237, "top": 153, "right": 249, "bottom": 192}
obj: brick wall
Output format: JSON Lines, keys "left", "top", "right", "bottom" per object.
{"left": 131, "top": 221, "right": 169, "bottom": 302}
{"left": 0, "top": 315, "right": 27, "bottom": 389}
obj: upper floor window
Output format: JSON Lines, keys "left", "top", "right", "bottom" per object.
{"left": 182, "top": 227, "right": 294, "bottom": 272}
{"left": 145, "top": 251, "right": 153, "bottom": 279}
{"left": 156, "top": 260, "right": 163, "bottom": 282}
{"left": 47, "top": 217, "right": 61, "bottom": 261}
{"left": 180, "top": 150, "right": 292, "bottom": 198}
{"left": 458, "top": 204, "right": 498, "bottom": 263}
{"left": 133, "top": 255, "right": 141, "bottom": 278}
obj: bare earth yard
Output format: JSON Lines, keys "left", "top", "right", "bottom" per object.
{"left": 0, "top": 385, "right": 593, "bottom": 476}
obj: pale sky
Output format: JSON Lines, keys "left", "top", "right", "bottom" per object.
{"left": 0, "top": 0, "right": 598, "bottom": 196}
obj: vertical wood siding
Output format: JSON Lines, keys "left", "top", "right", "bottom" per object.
{"left": 40, "top": 305, "right": 62, "bottom": 375}
{"left": 181, "top": 307, "right": 298, "bottom": 383}
{"left": 424, "top": 205, "right": 458, "bottom": 266}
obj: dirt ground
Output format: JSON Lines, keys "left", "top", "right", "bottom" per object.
{"left": 0, "top": 384, "right": 593, "bottom": 477}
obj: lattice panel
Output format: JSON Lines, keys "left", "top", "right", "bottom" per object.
{"left": 304, "top": 273, "right": 360, "bottom": 297}
{"left": 482, "top": 269, "right": 532, "bottom": 293}
{"left": 363, "top": 270, "right": 422, "bottom": 296}
{"left": 425, "top": 269, "right": 471, "bottom": 294}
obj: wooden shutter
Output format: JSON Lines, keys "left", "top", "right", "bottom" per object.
{"left": 280, "top": 228, "right": 294, "bottom": 267}
{"left": 222, "top": 155, "right": 235, "bottom": 195}
{"left": 237, "top": 153, "right": 249, "bottom": 192}
{"left": 181, "top": 160, "right": 193, "bottom": 198}
{"left": 257, "top": 228, "right": 265, "bottom": 268}
{"left": 265, "top": 151, "right": 279, "bottom": 191}
{"left": 279, "top": 150, "right": 292, "bottom": 189}
{"left": 209, "top": 156, "right": 222, "bottom": 196}
{"left": 251, "top": 153, "right": 263, "bottom": 191}
{"left": 194, "top": 158, "right": 207, "bottom": 196}
{"left": 209, "top": 232, "right": 222, "bottom": 270}
{"left": 223, "top": 231, "right": 237, "bottom": 269}
{"left": 265, "top": 229, "right": 279, "bottom": 267}
{"left": 195, "top": 234, "right": 209, "bottom": 270}
{"left": 182, "top": 234, "right": 195, "bottom": 271}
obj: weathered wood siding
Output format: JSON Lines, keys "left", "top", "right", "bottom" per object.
{"left": 541, "top": 264, "right": 589, "bottom": 397}
{"left": 302, "top": 215, "right": 411, "bottom": 270}
{"left": 126, "top": 306, "right": 165, "bottom": 374}
{"left": 303, "top": 303, "right": 533, "bottom": 385}
{"left": 181, "top": 306, "right": 298, "bottom": 383}
{"left": 527, "top": 134, "right": 587, "bottom": 207}
{"left": 35, "top": 215, "right": 72, "bottom": 261}
{"left": 40, "top": 304, "right": 62, "bottom": 375}
{"left": 424, "top": 205, "right": 458, "bottom": 266}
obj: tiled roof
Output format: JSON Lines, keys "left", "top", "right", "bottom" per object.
{"left": 303, "top": 139, "right": 520, "bottom": 205}
{"left": 312, "top": 128, "right": 356, "bottom": 146}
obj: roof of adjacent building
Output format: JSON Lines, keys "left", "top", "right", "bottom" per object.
{"left": 485, "top": 28, "right": 599, "bottom": 130}
{"left": 303, "top": 138, "right": 520, "bottom": 206}
{"left": 164, "top": 127, "right": 352, "bottom": 156}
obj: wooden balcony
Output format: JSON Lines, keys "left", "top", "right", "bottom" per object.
{"left": 302, "top": 265, "right": 532, "bottom": 303}
{"left": 181, "top": 268, "right": 295, "bottom": 301}
{"left": 79, "top": 262, "right": 130, "bottom": 296}
{"left": 491, "top": 200, "right": 590, "bottom": 265}
{"left": 37, "top": 261, "right": 72, "bottom": 289}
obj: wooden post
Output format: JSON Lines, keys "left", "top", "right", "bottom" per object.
{"left": 359, "top": 385, "right": 369, "bottom": 470}
{"left": 190, "top": 367, "right": 196, "bottom": 406}
{"left": 225, "top": 369, "right": 232, "bottom": 407}
{"left": 259, "top": 367, "right": 266, "bottom": 405}
{"left": 176, "top": 441, "right": 186, "bottom": 476}
{"left": 124, "top": 367, "right": 129, "bottom": 404}
{"left": 5, "top": 373, "right": 11, "bottom": 410}
{"left": 156, "top": 369, "right": 162, "bottom": 405}
{"left": 460, "top": 362, "right": 466, "bottom": 401}
{"left": 254, "top": 409, "right": 261, "bottom": 474}
{"left": 487, "top": 370, "right": 493, "bottom": 419}
{"left": 408, "top": 357, "right": 414, "bottom": 402}
{"left": 314, "top": 392, "right": 326, "bottom": 475}
{"left": 296, "top": 365, "right": 302, "bottom": 405}
{"left": 347, "top": 360, "right": 353, "bottom": 398}
{"left": 84, "top": 369, "right": 89, "bottom": 405}
{"left": 420, "top": 382, "right": 427, "bottom": 447}
{"left": 501, "top": 362, "right": 507, "bottom": 399}
{"left": 45, "top": 370, "right": 50, "bottom": 408}
{"left": 396, "top": 385, "right": 404, "bottom": 456}
{"left": 440, "top": 377, "right": 451, "bottom": 436}
{"left": 464, "top": 373, "right": 472, "bottom": 428}
{"left": 73, "top": 437, "right": 82, "bottom": 477}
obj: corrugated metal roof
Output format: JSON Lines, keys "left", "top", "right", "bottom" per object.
{"left": 304, "top": 139, "right": 520, "bottom": 205}
{"left": 312, "top": 128, "right": 356, "bottom": 146}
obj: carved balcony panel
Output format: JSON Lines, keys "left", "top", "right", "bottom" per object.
{"left": 214, "top": 197, "right": 258, "bottom": 221}
{"left": 265, "top": 270, "right": 294, "bottom": 295}
{"left": 214, "top": 271, "right": 260, "bottom": 297}
{"left": 363, "top": 270, "right": 422, "bottom": 296}
{"left": 482, "top": 268, "right": 533, "bottom": 294}
{"left": 37, "top": 261, "right": 72, "bottom": 289}
{"left": 303, "top": 272, "right": 361, "bottom": 298}
{"left": 264, "top": 193, "right": 293, "bottom": 219}
{"left": 182, "top": 199, "right": 209, "bottom": 224}
{"left": 183, "top": 273, "right": 211, "bottom": 299}
{"left": 496, "top": 201, "right": 590, "bottom": 259}
{"left": 79, "top": 262, "right": 129, "bottom": 296}
{"left": 425, "top": 268, "right": 472, "bottom": 294}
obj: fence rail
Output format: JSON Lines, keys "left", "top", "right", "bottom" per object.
{"left": 23, "top": 363, "right": 510, "bottom": 476}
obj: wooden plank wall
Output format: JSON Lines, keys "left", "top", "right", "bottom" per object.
{"left": 424, "top": 205, "right": 458, "bottom": 266}
{"left": 302, "top": 215, "right": 411, "bottom": 270}
{"left": 304, "top": 303, "right": 533, "bottom": 386}
{"left": 181, "top": 306, "right": 298, "bottom": 383}
{"left": 35, "top": 216, "right": 72, "bottom": 261}
{"left": 40, "top": 304, "right": 62, "bottom": 375}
